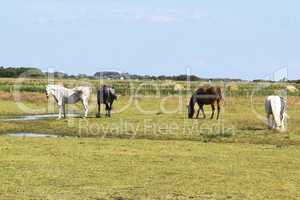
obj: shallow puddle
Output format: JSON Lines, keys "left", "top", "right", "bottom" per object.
{"left": 0, "top": 114, "right": 80, "bottom": 121}
{"left": 7, "top": 132, "right": 59, "bottom": 138}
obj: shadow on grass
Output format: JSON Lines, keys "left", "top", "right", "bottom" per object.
{"left": 240, "top": 127, "right": 265, "bottom": 131}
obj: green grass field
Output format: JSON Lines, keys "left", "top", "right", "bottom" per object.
{"left": 1, "top": 137, "right": 299, "bottom": 200}
{"left": 0, "top": 87, "right": 300, "bottom": 199}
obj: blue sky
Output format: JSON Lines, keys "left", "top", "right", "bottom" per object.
{"left": 0, "top": 0, "right": 300, "bottom": 80}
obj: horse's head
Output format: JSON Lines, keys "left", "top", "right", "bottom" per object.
{"left": 113, "top": 94, "right": 118, "bottom": 101}
{"left": 188, "top": 96, "right": 195, "bottom": 119}
{"left": 45, "top": 85, "right": 51, "bottom": 99}
{"left": 109, "top": 88, "right": 118, "bottom": 101}
{"left": 45, "top": 85, "right": 58, "bottom": 99}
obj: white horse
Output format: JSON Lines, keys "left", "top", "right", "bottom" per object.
{"left": 265, "top": 96, "right": 287, "bottom": 131}
{"left": 45, "top": 85, "right": 91, "bottom": 119}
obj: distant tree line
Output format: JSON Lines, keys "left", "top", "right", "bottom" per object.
{"left": 0, "top": 67, "right": 246, "bottom": 81}
{"left": 254, "top": 79, "right": 300, "bottom": 83}
{"left": 0, "top": 66, "right": 298, "bottom": 82}
{"left": 0, "top": 67, "right": 44, "bottom": 78}
{"left": 93, "top": 71, "right": 244, "bottom": 82}
{"left": 94, "top": 72, "right": 203, "bottom": 81}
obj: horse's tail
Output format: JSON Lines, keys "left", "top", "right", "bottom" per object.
{"left": 280, "top": 97, "right": 286, "bottom": 120}
{"left": 189, "top": 94, "right": 195, "bottom": 105}
{"left": 269, "top": 96, "right": 282, "bottom": 127}
{"left": 188, "top": 94, "right": 197, "bottom": 110}
{"left": 216, "top": 87, "right": 224, "bottom": 101}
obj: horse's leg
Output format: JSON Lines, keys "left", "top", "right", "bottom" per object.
{"left": 107, "top": 104, "right": 111, "bottom": 117}
{"left": 83, "top": 99, "right": 88, "bottom": 118}
{"left": 108, "top": 103, "right": 113, "bottom": 117}
{"left": 105, "top": 103, "right": 109, "bottom": 117}
{"left": 81, "top": 99, "right": 88, "bottom": 118}
{"left": 58, "top": 104, "right": 62, "bottom": 119}
{"left": 271, "top": 115, "right": 276, "bottom": 129}
{"left": 97, "top": 102, "right": 101, "bottom": 118}
{"left": 200, "top": 105, "right": 206, "bottom": 119}
{"left": 267, "top": 114, "right": 271, "bottom": 129}
{"left": 108, "top": 108, "right": 111, "bottom": 117}
{"left": 281, "top": 118, "right": 285, "bottom": 130}
{"left": 210, "top": 103, "right": 215, "bottom": 119}
{"left": 281, "top": 113, "right": 287, "bottom": 130}
{"left": 216, "top": 100, "right": 221, "bottom": 120}
{"left": 63, "top": 103, "right": 66, "bottom": 118}
{"left": 196, "top": 103, "right": 201, "bottom": 119}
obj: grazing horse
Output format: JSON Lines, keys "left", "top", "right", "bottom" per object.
{"left": 96, "top": 85, "right": 117, "bottom": 118}
{"left": 265, "top": 96, "right": 287, "bottom": 131}
{"left": 45, "top": 85, "right": 91, "bottom": 119}
{"left": 188, "top": 86, "right": 223, "bottom": 120}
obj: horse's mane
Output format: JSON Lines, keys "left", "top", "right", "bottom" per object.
{"left": 47, "top": 84, "right": 64, "bottom": 90}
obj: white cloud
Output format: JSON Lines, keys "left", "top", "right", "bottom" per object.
{"left": 133, "top": 14, "right": 177, "bottom": 23}
{"left": 32, "top": 7, "right": 209, "bottom": 25}
{"left": 118, "top": 8, "right": 210, "bottom": 24}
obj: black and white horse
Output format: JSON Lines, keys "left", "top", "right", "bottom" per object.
{"left": 96, "top": 85, "right": 117, "bottom": 118}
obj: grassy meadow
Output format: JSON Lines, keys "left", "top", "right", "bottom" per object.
{"left": 1, "top": 138, "right": 300, "bottom": 200}
{"left": 0, "top": 78, "right": 300, "bottom": 199}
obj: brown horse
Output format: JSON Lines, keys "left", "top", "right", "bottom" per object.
{"left": 188, "top": 86, "right": 223, "bottom": 119}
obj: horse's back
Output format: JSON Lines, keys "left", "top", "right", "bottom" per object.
{"left": 196, "top": 86, "right": 221, "bottom": 94}
{"left": 74, "top": 87, "right": 91, "bottom": 96}
{"left": 195, "top": 86, "right": 222, "bottom": 104}
{"left": 265, "top": 96, "right": 281, "bottom": 110}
